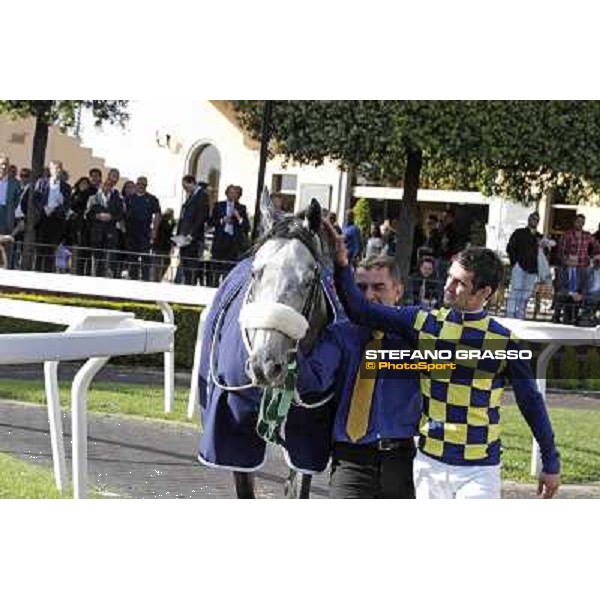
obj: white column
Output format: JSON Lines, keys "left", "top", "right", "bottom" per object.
{"left": 72, "top": 357, "right": 110, "bottom": 499}
{"left": 158, "top": 302, "right": 175, "bottom": 413}
{"left": 187, "top": 309, "right": 208, "bottom": 420}
{"left": 43, "top": 361, "right": 68, "bottom": 492}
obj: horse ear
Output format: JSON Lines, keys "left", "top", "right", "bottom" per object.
{"left": 259, "top": 186, "right": 277, "bottom": 234}
{"left": 306, "top": 198, "right": 322, "bottom": 233}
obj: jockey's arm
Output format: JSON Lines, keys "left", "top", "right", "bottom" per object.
{"left": 506, "top": 337, "right": 561, "bottom": 487}
{"left": 334, "top": 264, "right": 418, "bottom": 342}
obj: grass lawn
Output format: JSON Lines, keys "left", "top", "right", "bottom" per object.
{"left": 501, "top": 405, "right": 600, "bottom": 484}
{"left": 0, "top": 452, "right": 71, "bottom": 499}
{"left": 0, "top": 378, "right": 599, "bottom": 485}
{"left": 0, "top": 378, "right": 197, "bottom": 425}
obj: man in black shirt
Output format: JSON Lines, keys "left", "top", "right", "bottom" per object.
{"left": 506, "top": 211, "right": 542, "bottom": 319}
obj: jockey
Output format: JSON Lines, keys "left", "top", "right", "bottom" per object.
{"left": 296, "top": 255, "right": 421, "bottom": 498}
{"left": 329, "top": 237, "right": 561, "bottom": 500}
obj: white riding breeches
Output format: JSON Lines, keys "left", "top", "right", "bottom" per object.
{"left": 414, "top": 450, "right": 501, "bottom": 499}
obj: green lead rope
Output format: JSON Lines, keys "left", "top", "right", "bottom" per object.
{"left": 256, "top": 355, "right": 298, "bottom": 445}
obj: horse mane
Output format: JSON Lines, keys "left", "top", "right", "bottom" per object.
{"left": 250, "top": 215, "right": 321, "bottom": 262}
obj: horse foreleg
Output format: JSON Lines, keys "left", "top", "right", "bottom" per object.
{"left": 233, "top": 471, "right": 255, "bottom": 499}
{"left": 299, "top": 473, "right": 312, "bottom": 499}
{"left": 284, "top": 469, "right": 312, "bottom": 499}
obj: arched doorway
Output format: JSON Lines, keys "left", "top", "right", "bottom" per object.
{"left": 189, "top": 143, "right": 221, "bottom": 207}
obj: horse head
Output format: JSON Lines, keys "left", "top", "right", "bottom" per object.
{"left": 239, "top": 190, "right": 334, "bottom": 387}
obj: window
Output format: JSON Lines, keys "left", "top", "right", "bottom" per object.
{"left": 272, "top": 173, "right": 298, "bottom": 213}
{"left": 189, "top": 144, "right": 221, "bottom": 206}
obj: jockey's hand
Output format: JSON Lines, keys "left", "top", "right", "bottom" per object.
{"left": 537, "top": 472, "right": 560, "bottom": 499}
{"left": 322, "top": 218, "right": 348, "bottom": 267}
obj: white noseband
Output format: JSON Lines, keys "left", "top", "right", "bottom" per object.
{"left": 239, "top": 302, "right": 309, "bottom": 340}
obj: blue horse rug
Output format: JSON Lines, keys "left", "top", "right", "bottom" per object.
{"left": 197, "top": 258, "right": 342, "bottom": 474}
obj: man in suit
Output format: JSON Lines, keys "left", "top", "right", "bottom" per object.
{"left": 0, "top": 155, "right": 21, "bottom": 269}
{"left": 296, "top": 255, "right": 421, "bottom": 498}
{"left": 175, "top": 175, "right": 210, "bottom": 285}
{"left": 210, "top": 184, "right": 250, "bottom": 262}
{"left": 552, "top": 261, "right": 589, "bottom": 324}
{"left": 34, "top": 159, "right": 72, "bottom": 272}
{"left": 85, "top": 168, "right": 123, "bottom": 277}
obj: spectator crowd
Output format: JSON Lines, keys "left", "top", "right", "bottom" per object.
{"left": 342, "top": 206, "right": 471, "bottom": 311}
{"left": 0, "top": 153, "right": 250, "bottom": 284}
{"left": 3, "top": 148, "right": 600, "bottom": 325}
{"left": 342, "top": 205, "right": 600, "bottom": 326}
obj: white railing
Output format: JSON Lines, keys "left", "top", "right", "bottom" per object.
{"left": 496, "top": 318, "right": 600, "bottom": 475}
{"left": 0, "top": 298, "right": 175, "bottom": 499}
{"left": 0, "top": 269, "right": 217, "bottom": 416}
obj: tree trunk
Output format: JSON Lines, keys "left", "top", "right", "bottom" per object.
{"left": 31, "top": 112, "right": 50, "bottom": 178}
{"left": 22, "top": 103, "right": 51, "bottom": 270}
{"left": 395, "top": 148, "right": 422, "bottom": 284}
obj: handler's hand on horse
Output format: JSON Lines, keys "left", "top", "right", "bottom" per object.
{"left": 322, "top": 218, "right": 348, "bottom": 267}
{"left": 537, "top": 472, "right": 560, "bottom": 499}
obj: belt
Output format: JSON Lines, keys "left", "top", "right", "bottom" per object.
{"left": 335, "top": 438, "right": 415, "bottom": 453}
{"left": 371, "top": 438, "right": 415, "bottom": 451}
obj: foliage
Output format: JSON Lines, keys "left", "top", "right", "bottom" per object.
{"left": 233, "top": 101, "right": 600, "bottom": 277}
{"left": 0, "top": 100, "right": 129, "bottom": 129}
{"left": 352, "top": 197, "right": 371, "bottom": 243}
{"left": 0, "top": 100, "right": 129, "bottom": 184}
{"left": 234, "top": 100, "right": 600, "bottom": 200}
{"left": 583, "top": 347, "right": 600, "bottom": 391}
{"left": 0, "top": 292, "right": 202, "bottom": 369}
{"left": 560, "top": 346, "right": 580, "bottom": 386}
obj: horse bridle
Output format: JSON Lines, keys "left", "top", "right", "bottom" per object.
{"left": 240, "top": 262, "right": 322, "bottom": 358}
{"left": 209, "top": 241, "right": 323, "bottom": 393}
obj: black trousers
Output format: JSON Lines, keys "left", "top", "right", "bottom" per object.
{"left": 177, "top": 241, "right": 201, "bottom": 285}
{"left": 330, "top": 441, "right": 416, "bottom": 499}
{"left": 127, "top": 236, "right": 152, "bottom": 281}
{"left": 36, "top": 214, "right": 66, "bottom": 272}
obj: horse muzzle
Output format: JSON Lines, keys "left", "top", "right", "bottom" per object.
{"left": 246, "top": 353, "right": 287, "bottom": 387}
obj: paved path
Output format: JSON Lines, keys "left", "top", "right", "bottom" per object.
{"left": 1, "top": 400, "right": 598, "bottom": 499}
{"left": 0, "top": 400, "right": 329, "bottom": 499}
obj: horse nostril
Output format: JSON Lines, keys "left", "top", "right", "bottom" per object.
{"left": 266, "top": 362, "right": 284, "bottom": 380}
{"left": 249, "top": 362, "right": 265, "bottom": 383}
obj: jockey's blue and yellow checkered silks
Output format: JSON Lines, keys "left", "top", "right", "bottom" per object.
{"left": 412, "top": 307, "right": 510, "bottom": 464}
{"left": 345, "top": 330, "right": 384, "bottom": 442}
{"left": 334, "top": 265, "right": 561, "bottom": 474}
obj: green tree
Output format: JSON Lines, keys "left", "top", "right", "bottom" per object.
{"left": 0, "top": 100, "right": 129, "bottom": 268}
{"left": 0, "top": 100, "right": 129, "bottom": 177}
{"left": 352, "top": 197, "right": 371, "bottom": 246}
{"left": 234, "top": 101, "right": 600, "bottom": 280}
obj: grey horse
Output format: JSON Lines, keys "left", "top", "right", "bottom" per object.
{"left": 198, "top": 191, "right": 339, "bottom": 498}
